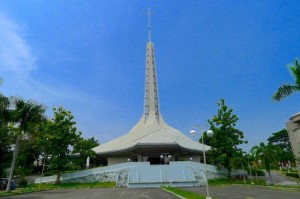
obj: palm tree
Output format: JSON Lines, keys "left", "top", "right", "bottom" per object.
{"left": 251, "top": 142, "right": 278, "bottom": 185}
{"left": 248, "top": 152, "right": 259, "bottom": 183}
{"left": 230, "top": 154, "right": 248, "bottom": 183}
{"left": 6, "top": 98, "right": 46, "bottom": 192}
{"left": 273, "top": 59, "right": 300, "bottom": 101}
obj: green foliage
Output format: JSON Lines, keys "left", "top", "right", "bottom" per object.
{"left": 207, "top": 99, "right": 248, "bottom": 179}
{"left": 286, "top": 172, "right": 299, "bottom": 178}
{"left": 251, "top": 142, "right": 279, "bottom": 185}
{"left": 251, "top": 142, "right": 278, "bottom": 172}
{"left": 0, "top": 182, "right": 115, "bottom": 197}
{"left": 0, "top": 81, "right": 98, "bottom": 184}
{"left": 0, "top": 94, "right": 13, "bottom": 178}
{"left": 248, "top": 169, "right": 265, "bottom": 176}
{"left": 6, "top": 98, "right": 46, "bottom": 192}
{"left": 43, "top": 107, "right": 82, "bottom": 183}
{"left": 72, "top": 136, "right": 99, "bottom": 169}
{"left": 208, "top": 178, "right": 266, "bottom": 185}
{"left": 18, "top": 178, "right": 28, "bottom": 187}
{"left": 267, "top": 129, "right": 294, "bottom": 162}
{"left": 0, "top": 127, "right": 13, "bottom": 178}
{"left": 273, "top": 59, "right": 300, "bottom": 101}
{"left": 11, "top": 97, "right": 47, "bottom": 132}
{"left": 230, "top": 153, "right": 247, "bottom": 170}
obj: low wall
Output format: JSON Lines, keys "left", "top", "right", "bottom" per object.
{"left": 35, "top": 161, "right": 227, "bottom": 187}
{"left": 35, "top": 162, "right": 135, "bottom": 187}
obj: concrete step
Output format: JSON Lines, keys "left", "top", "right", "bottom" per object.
{"left": 128, "top": 181, "right": 199, "bottom": 188}
{"left": 127, "top": 164, "right": 199, "bottom": 188}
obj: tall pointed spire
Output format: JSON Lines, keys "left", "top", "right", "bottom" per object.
{"left": 92, "top": 8, "right": 211, "bottom": 166}
{"left": 144, "top": 8, "right": 160, "bottom": 123}
{"left": 146, "top": 7, "right": 155, "bottom": 42}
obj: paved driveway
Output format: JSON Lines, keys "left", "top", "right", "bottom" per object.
{"left": 5, "top": 185, "right": 300, "bottom": 199}
{"left": 5, "top": 188, "right": 178, "bottom": 199}
{"left": 184, "top": 185, "right": 300, "bottom": 199}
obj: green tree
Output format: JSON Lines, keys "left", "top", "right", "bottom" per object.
{"left": 6, "top": 98, "right": 46, "bottom": 192}
{"left": 273, "top": 59, "right": 300, "bottom": 101}
{"left": 72, "top": 137, "right": 99, "bottom": 169}
{"left": 207, "top": 99, "right": 248, "bottom": 179}
{"left": 230, "top": 152, "right": 248, "bottom": 183}
{"left": 267, "top": 129, "right": 294, "bottom": 163}
{"left": 15, "top": 130, "right": 43, "bottom": 177}
{"left": 0, "top": 93, "right": 13, "bottom": 178}
{"left": 251, "top": 142, "right": 278, "bottom": 185}
{"left": 45, "top": 107, "right": 81, "bottom": 183}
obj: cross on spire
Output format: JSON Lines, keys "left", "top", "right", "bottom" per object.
{"left": 146, "top": 7, "right": 155, "bottom": 42}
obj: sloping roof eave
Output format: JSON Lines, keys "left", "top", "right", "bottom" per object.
{"left": 95, "top": 142, "right": 210, "bottom": 156}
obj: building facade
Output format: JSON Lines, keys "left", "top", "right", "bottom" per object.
{"left": 286, "top": 112, "right": 300, "bottom": 175}
{"left": 92, "top": 9, "right": 209, "bottom": 166}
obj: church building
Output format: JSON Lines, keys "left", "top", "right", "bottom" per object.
{"left": 92, "top": 9, "right": 210, "bottom": 166}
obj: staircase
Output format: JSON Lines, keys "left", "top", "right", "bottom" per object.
{"left": 127, "top": 162, "right": 200, "bottom": 188}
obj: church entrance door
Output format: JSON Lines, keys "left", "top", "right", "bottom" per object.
{"left": 148, "top": 156, "right": 161, "bottom": 165}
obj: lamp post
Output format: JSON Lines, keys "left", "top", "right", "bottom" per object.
{"left": 127, "top": 158, "right": 130, "bottom": 168}
{"left": 190, "top": 125, "right": 213, "bottom": 199}
{"left": 86, "top": 156, "right": 90, "bottom": 169}
{"left": 190, "top": 157, "right": 193, "bottom": 171}
{"left": 160, "top": 153, "right": 172, "bottom": 183}
{"left": 160, "top": 155, "right": 164, "bottom": 165}
{"left": 127, "top": 158, "right": 130, "bottom": 182}
{"left": 39, "top": 137, "right": 48, "bottom": 189}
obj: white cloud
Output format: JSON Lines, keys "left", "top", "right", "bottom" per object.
{"left": 0, "top": 12, "right": 120, "bottom": 141}
{"left": 0, "top": 13, "right": 37, "bottom": 77}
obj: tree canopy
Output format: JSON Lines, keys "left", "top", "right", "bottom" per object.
{"left": 273, "top": 59, "right": 300, "bottom": 101}
{"left": 207, "top": 99, "right": 248, "bottom": 179}
{"left": 0, "top": 80, "right": 99, "bottom": 188}
{"left": 43, "top": 107, "right": 82, "bottom": 183}
{"left": 72, "top": 136, "right": 99, "bottom": 169}
{"left": 267, "top": 129, "right": 294, "bottom": 162}
{"left": 251, "top": 142, "right": 278, "bottom": 184}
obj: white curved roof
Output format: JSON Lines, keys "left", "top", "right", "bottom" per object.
{"left": 93, "top": 40, "right": 210, "bottom": 155}
{"left": 92, "top": 115, "right": 210, "bottom": 155}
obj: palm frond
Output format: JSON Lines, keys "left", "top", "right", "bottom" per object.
{"left": 289, "top": 59, "right": 300, "bottom": 86}
{"left": 272, "top": 84, "right": 299, "bottom": 102}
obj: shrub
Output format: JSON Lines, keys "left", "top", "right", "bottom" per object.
{"left": 286, "top": 172, "right": 299, "bottom": 178}
{"left": 248, "top": 169, "right": 265, "bottom": 176}
{"left": 18, "top": 178, "right": 28, "bottom": 187}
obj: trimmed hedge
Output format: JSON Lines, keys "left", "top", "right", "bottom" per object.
{"left": 286, "top": 172, "right": 299, "bottom": 178}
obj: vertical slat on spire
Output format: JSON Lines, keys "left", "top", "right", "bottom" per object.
{"left": 144, "top": 8, "right": 160, "bottom": 123}
{"left": 146, "top": 7, "right": 155, "bottom": 42}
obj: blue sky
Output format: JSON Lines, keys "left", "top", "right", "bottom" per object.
{"left": 1, "top": 1, "right": 300, "bottom": 152}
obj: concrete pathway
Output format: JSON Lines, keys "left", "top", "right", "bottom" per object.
{"left": 184, "top": 185, "right": 300, "bottom": 199}
{"left": 265, "top": 171, "right": 299, "bottom": 186}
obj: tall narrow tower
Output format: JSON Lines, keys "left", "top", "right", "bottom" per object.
{"left": 92, "top": 8, "right": 210, "bottom": 166}
{"left": 144, "top": 8, "right": 161, "bottom": 124}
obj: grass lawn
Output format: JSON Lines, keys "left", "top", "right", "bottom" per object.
{"left": 0, "top": 182, "right": 115, "bottom": 197}
{"left": 162, "top": 186, "right": 207, "bottom": 199}
{"left": 208, "top": 178, "right": 266, "bottom": 186}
